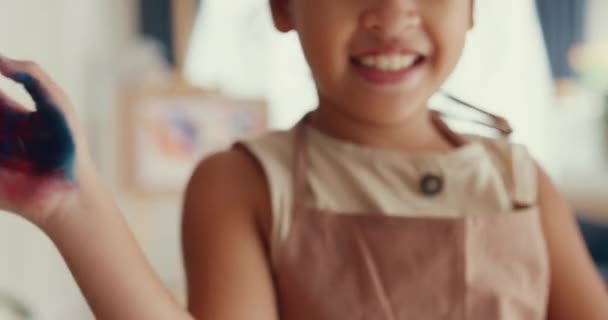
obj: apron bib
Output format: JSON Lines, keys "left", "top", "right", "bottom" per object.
{"left": 272, "top": 112, "right": 550, "bottom": 320}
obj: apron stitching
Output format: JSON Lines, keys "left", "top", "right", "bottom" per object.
{"left": 352, "top": 226, "right": 397, "bottom": 320}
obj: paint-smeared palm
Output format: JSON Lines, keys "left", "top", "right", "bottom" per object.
{"left": 0, "top": 55, "right": 95, "bottom": 225}
{"left": 1, "top": 73, "right": 76, "bottom": 177}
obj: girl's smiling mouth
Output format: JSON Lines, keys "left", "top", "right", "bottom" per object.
{"left": 351, "top": 52, "right": 427, "bottom": 85}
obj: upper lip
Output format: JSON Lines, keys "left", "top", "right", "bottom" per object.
{"left": 352, "top": 45, "right": 427, "bottom": 57}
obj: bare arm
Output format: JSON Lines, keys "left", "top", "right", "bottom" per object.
{"left": 46, "top": 177, "right": 193, "bottom": 320}
{"left": 538, "top": 167, "right": 608, "bottom": 319}
{"left": 0, "top": 55, "right": 192, "bottom": 320}
{"left": 182, "top": 150, "right": 279, "bottom": 319}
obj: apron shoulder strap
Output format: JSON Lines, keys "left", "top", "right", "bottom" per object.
{"left": 291, "top": 113, "right": 313, "bottom": 215}
{"left": 509, "top": 144, "right": 539, "bottom": 208}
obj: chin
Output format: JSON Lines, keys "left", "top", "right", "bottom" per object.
{"left": 353, "top": 92, "right": 430, "bottom": 118}
{"left": 333, "top": 103, "right": 425, "bottom": 127}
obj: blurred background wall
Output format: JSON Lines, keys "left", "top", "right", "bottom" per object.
{"left": 0, "top": 0, "right": 606, "bottom": 319}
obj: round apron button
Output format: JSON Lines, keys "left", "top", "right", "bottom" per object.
{"left": 420, "top": 174, "right": 443, "bottom": 196}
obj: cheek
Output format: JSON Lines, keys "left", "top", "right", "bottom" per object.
{"left": 438, "top": 32, "right": 467, "bottom": 66}
{"left": 425, "top": 17, "right": 469, "bottom": 80}
{"left": 293, "top": 1, "right": 356, "bottom": 75}
{"left": 297, "top": 31, "right": 345, "bottom": 96}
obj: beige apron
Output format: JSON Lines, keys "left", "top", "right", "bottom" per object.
{"left": 272, "top": 113, "right": 550, "bottom": 320}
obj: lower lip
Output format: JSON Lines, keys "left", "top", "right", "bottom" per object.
{"left": 352, "top": 59, "right": 425, "bottom": 85}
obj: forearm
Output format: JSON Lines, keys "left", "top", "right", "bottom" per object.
{"left": 44, "top": 178, "right": 193, "bottom": 320}
{"left": 0, "top": 55, "right": 194, "bottom": 319}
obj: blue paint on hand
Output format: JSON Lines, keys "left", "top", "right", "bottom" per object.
{"left": 0, "top": 72, "right": 76, "bottom": 180}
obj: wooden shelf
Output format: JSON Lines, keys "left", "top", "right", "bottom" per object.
{"left": 171, "top": 0, "right": 198, "bottom": 78}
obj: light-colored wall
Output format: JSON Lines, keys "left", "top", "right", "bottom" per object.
{"left": 0, "top": 1, "right": 137, "bottom": 318}
{"left": 443, "top": 0, "right": 553, "bottom": 165}
{"left": 586, "top": 0, "right": 608, "bottom": 43}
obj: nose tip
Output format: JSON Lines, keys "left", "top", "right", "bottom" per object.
{"left": 362, "top": 3, "right": 421, "bottom": 36}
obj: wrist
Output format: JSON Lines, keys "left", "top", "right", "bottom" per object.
{"left": 41, "top": 169, "right": 114, "bottom": 236}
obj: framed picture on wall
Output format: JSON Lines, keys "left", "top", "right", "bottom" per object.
{"left": 121, "top": 85, "right": 267, "bottom": 196}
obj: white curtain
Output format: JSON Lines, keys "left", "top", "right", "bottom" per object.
{"left": 442, "top": 0, "right": 553, "bottom": 164}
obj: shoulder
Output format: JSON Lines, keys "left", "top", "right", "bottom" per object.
{"left": 182, "top": 127, "right": 298, "bottom": 238}
{"left": 237, "top": 128, "right": 296, "bottom": 200}
{"left": 185, "top": 128, "right": 295, "bottom": 206}
{"left": 182, "top": 148, "right": 280, "bottom": 318}
{"left": 239, "top": 129, "right": 295, "bottom": 171}
{"left": 532, "top": 163, "right": 608, "bottom": 318}
{"left": 471, "top": 136, "right": 562, "bottom": 209}
{"left": 183, "top": 146, "right": 272, "bottom": 238}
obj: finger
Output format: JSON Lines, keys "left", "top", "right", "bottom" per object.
{"left": 0, "top": 56, "right": 31, "bottom": 113}
{"left": 0, "top": 55, "right": 65, "bottom": 110}
{"left": 11, "top": 72, "right": 54, "bottom": 110}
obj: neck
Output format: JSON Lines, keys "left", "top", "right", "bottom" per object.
{"left": 309, "top": 98, "right": 456, "bottom": 153}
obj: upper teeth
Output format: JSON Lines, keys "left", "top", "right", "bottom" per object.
{"left": 359, "top": 54, "right": 418, "bottom": 72}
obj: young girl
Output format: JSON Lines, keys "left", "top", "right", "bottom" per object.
{"left": 0, "top": 0, "right": 607, "bottom": 319}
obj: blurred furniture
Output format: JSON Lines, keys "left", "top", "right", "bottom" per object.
{"left": 120, "top": 86, "right": 267, "bottom": 197}
{"left": 139, "top": 0, "right": 199, "bottom": 69}
{"left": 171, "top": 0, "right": 199, "bottom": 75}
{"left": 535, "top": 0, "right": 586, "bottom": 80}
{"left": 121, "top": 0, "right": 267, "bottom": 198}
{"left": 0, "top": 292, "right": 33, "bottom": 320}
{"left": 577, "top": 216, "right": 608, "bottom": 284}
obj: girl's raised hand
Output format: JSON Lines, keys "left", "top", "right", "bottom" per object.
{"left": 0, "top": 55, "right": 98, "bottom": 227}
